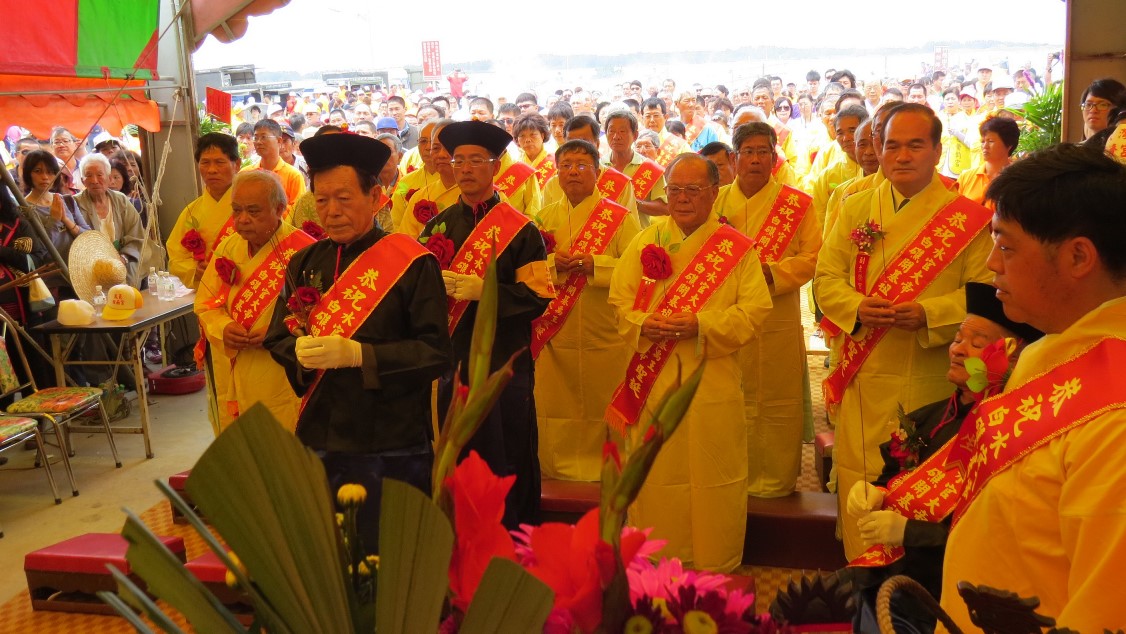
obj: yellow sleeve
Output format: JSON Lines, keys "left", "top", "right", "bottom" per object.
{"left": 696, "top": 249, "right": 773, "bottom": 358}
{"left": 167, "top": 201, "right": 202, "bottom": 289}
{"left": 193, "top": 238, "right": 237, "bottom": 359}
{"left": 608, "top": 228, "right": 652, "bottom": 352}
{"left": 768, "top": 207, "right": 822, "bottom": 296}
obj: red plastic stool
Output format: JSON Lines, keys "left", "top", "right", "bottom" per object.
{"left": 25, "top": 532, "right": 185, "bottom": 614}
{"left": 185, "top": 550, "right": 255, "bottom": 623}
{"left": 168, "top": 470, "right": 201, "bottom": 525}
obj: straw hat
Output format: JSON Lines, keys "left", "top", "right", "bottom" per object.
{"left": 69, "top": 231, "right": 127, "bottom": 303}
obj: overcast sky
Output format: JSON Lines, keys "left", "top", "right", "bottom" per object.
{"left": 192, "top": 0, "right": 1067, "bottom": 75}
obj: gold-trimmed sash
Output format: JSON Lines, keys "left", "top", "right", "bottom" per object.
{"left": 495, "top": 161, "right": 536, "bottom": 197}
{"left": 751, "top": 185, "right": 811, "bottom": 264}
{"left": 822, "top": 197, "right": 991, "bottom": 406}
{"left": 446, "top": 202, "right": 532, "bottom": 334}
{"left": 230, "top": 230, "right": 315, "bottom": 330}
{"left": 654, "top": 133, "right": 686, "bottom": 167}
{"left": 948, "top": 336, "right": 1126, "bottom": 525}
{"left": 597, "top": 167, "right": 630, "bottom": 201}
{"left": 530, "top": 198, "right": 630, "bottom": 359}
{"left": 533, "top": 153, "right": 556, "bottom": 188}
{"left": 209, "top": 217, "right": 236, "bottom": 256}
{"left": 604, "top": 224, "right": 753, "bottom": 433}
{"left": 631, "top": 159, "right": 664, "bottom": 200}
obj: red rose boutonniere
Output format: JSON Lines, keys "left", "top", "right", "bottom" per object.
{"left": 413, "top": 200, "right": 439, "bottom": 224}
{"left": 301, "top": 221, "right": 327, "bottom": 241}
{"left": 539, "top": 229, "right": 556, "bottom": 254}
{"left": 640, "top": 243, "right": 673, "bottom": 280}
{"left": 286, "top": 286, "right": 321, "bottom": 314}
{"left": 213, "top": 256, "right": 239, "bottom": 286}
{"left": 420, "top": 222, "right": 455, "bottom": 269}
{"left": 181, "top": 229, "right": 206, "bottom": 261}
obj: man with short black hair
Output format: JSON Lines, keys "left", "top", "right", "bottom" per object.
{"left": 541, "top": 115, "right": 637, "bottom": 218}
{"left": 939, "top": 143, "right": 1126, "bottom": 632}
{"left": 386, "top": 96, "right": 419, "bottom": 149}
{"left": 809, "top": 104, "right": 868, "bottom": 229}
{"left": 641, "top": 97, "right": 689, "bottom": 166}
{"left": 814, "top": 103, "right": 993, "bottom": 560}
{"left": 603, "top": 109, "right": 667, "bottom": 225}
{"left": 515, "top": 92, "right": 539, "bottom": 115}
{"left": 245, "top": 119, "right": 306, "bottom": 215}
{"left": 698, "top": 141, "right": 735, "bottom": 187}
{"left": 806, "top": 70, "right": 822, "bottom": 97}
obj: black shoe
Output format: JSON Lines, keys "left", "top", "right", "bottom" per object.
{"left": 0, "top": 456, "right": 8, "bottom": 466}
{"left": 24, "top": 438, "right": 38, "bottom": 451}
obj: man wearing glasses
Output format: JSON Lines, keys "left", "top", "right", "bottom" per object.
{"left": 419, "top": 120, "right": 555, "bottom": 529}
{"left": 243, "top": 119, "right": 306, "bottom": 217}
{"left": 533, "top": 139, "right": 640, "bottom": 482}
{"left": 607, "top": 153, "right": 771, "bottom": 572}
{"left": 713, "top": 122, "right": 822, "bottom": 499}
{"left": 50, "top": 128, "right": 84, "bottom": 193}
{"left": 8, "top": 137, "right": 39, "bottom": 185}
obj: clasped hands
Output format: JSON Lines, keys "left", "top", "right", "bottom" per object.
{"left": 295, "top": 335, "right": 362, "bottom": 369}
{"left": 641, "top": 312, "right": 698, "bottom": 343}
{"left": 554, "top": 250, "right": 592, "bottom": 277}
{"left": 441, "top": 271, "right": 484, "bottom": 301}
{"left": 847, "top": 481, "right": 907, "bottom": 548}
{"left": 857, "top": 297, "right": 926, "bottom": 332}
{"left": 222, "top": 322, "right": 264, "bottom": 352}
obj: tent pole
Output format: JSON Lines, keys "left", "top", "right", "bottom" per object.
{"left": 0, "top": 169, "right": 71, "bottom": 281}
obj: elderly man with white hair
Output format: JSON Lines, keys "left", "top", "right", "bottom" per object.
{"left": 73, "top": 152, "right": 145, "bottom": 286}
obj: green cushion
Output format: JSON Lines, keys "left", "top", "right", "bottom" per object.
{"left": 7, "top": 387, "right": 102, "bottom": 415}
{"left": 0, "top": 416, "right": 38, "bottom": 443}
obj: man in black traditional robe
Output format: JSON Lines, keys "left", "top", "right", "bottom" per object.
{"left": 265, "top": 131, "right": 452, "bottom": 551}
{"left": 418, "top": 121, "right": 554, "bottom": 528}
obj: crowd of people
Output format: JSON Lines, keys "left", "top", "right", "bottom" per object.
{"left": 4, "top": 57, "right": 1126, "bottom": 631}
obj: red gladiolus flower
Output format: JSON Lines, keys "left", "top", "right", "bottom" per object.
{"left": 213, "top": 256, "right": 239, "bottom": 286}
{"left": 301, "top": 221, "right": 327, "bottom": 241}
{"left": 640, "top": 244, "right": 672, "bottom": 280}
{"left": 426, "top": 232, "right": 456, "bottom": 269}
{"left": 181, "top": 229, "right": 206, "bottom": 261}
{"left": 522, "top": 509, "right": 606, "bottom": 633}
{"left": 446, "top": 451, "right": 517, "bottom": 612}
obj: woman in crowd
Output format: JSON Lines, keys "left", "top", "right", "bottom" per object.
{"left": 774, "top": 96, "right": 794, "bottom": 126}
{"left": 634, "top": 130, "right": 660, "bottom": 161}
{"left": 955, "top": 117, "right": 1020, "bottom": 207}
{"left": 73, "top": 153, "right": 145, "bottom": 286}
{"left": 1079, "top": 78, "right": 1126, "bottom": 142}
{"left": 20, "top": 149, "right": 90, "bottom": 268}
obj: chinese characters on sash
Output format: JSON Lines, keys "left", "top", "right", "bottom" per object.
{"left": 495, "top": 161, "right": 536, "bottom": 198}
{"left": 445, "top": 202, "right": 532, "bottom": 334}
{"left": 230, "top": 231, "right": 315, "bottom": 330}
{"left": 749, "top": 186, "right": 812, "bottom": 264}
{"left": 654, "top": 134, "right": 687, "bottom": 167}
{"left": 631, "top": 159, "right": 664, "bottom": 201}
{"left": 596, "top": 167, "right": 631, "bottom": 201}
{"left": 533, "top": 154, "right": 556, "bottom": 188}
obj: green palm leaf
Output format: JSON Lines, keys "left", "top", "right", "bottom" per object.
{"left": 460, "top": 558, "right": 554, "bottom": 634}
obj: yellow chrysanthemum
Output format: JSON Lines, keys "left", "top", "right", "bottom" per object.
{"left": 682, "top": 610, "right": 718, "bottom": 634}
{"left": 336, "top": 483, "right": 368, "bottom": 507}
{"left": 624, "top": 615, "right": 654, "bottom": 634}
{"left": 224, "top": 551, "right": 247, "bottom": 589}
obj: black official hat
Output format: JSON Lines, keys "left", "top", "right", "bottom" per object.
{"left": 299, "top": 132, "right": 391, "bottom": 176}
{"left": 437, "top": 120, "right": 512, "bottom": 158}
{"left": 965, "top": 282, "right": 1043, "bottom": 343}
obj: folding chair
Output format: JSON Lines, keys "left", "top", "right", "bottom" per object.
{"left": 1, "top": 415, "right": 67, "bottom": 537}
{"left": 0, "top": 312, "right": 120, "bottom": 500}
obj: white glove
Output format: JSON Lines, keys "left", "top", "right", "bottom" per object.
{"left": 846, "top": 481, "right": 885, "bottom": 517}
{"left": 296, "top": 335, "right": 363, "bottom": 369}
{"left": 451, "top": 273, "right": 483, "bottom": 301}
{"left": 858, "top": 510, "right": 908, "bottom": 548}
{"left": 441, "top": 270, "right": 457, "bottom": 296}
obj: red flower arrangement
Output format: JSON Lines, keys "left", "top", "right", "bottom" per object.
{"left": 413, "top": 199, "right": 439, "bottom": 224}
{"left": 213, "top": 256, "right": 239, "bottom": 286}
{"left": 640, "top": 244, "right": 673, "bottom": 280}
{"left": 849, "top": 220, "right": 886, "bottom": 254}
{"left": 425, "top": 232, "right": 456, "bottom": 269}
{"left": 181, "top": 229, "right": 206, "bottom": 261}
{"left": 301, "top": 221, "right": 327, "bottom": 241}
{"left": 286, "top": 286, "right": 321, "bottom": 314}
{"left": 965, "top": 337, "right": 1017, "bottom": 401}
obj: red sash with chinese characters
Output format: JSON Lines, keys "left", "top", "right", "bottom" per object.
{"left": 946, "top": 337, "right": 1126, "bottom": 526}
{"left": 229, "top": 231, "right": 315, "bottom": 330}
{"left": 299, "top": 234, "right": 431, "bottom": 414}
{"left": 533, "top": 153, "right": 556, "bottom": 188}
{"left": 209, "top": 217, "right": 236, "bottom": 256}
{"left": 596, "top": 167, "right": 630, "bottom": 201}
{"left": 495, "top": 161, "right": 536, "bottom": 198}
{"left": 750, "top": 185, "right": 812, "bottom": 264}
{"left": 654, "top": 134, "right": 686, "bottom": 167}
{"left": 822, "top": 197, "right": 991, "bottom": 407}
{"left": 604, "top": 224, "right": 753, "bottom": 433}
{"left": 446, "top": 202, "right": 532, "bottom": 334}
{"left": 849, "top": 436, "right": 963, "bottom": 568}
{"left": 685, "top": 116, "right": 706, "bottom": 145}
{"left": 630, "top": 159, "right": 664, "bottom": 200}
{"left": 530, "top": 199, "right": 630, "bottom": 359}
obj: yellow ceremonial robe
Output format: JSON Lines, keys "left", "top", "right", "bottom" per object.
{"left": 390, "top": 167, "right": 442, "bottom": 231}
{"left": 534, "top": 194, "right": 641, "bottom": 481}
{"left": 167, "top": 189, "right": 233, "bottom": 290}
{"left": 714, "top": 178, "right": 821, "bottom": 496}
{"left": 809, "top": 156, "right": 862, "bottom": 231}
{"left": 609, "top": 219, "right": 772, "bottom": 572}
{"left": 394, "top": 178, "right": 461, "bottom": 239}
{"left": 939, "top": 298, "right": 1126, "bottom": 632}
{"left": 496, "top": 153, "right": 542, "bottom": 217}
{"left": 542, "top": 171, "right": 639, "bottom": 224}
{"left": 194, "top": 224, "right": 305, "bottom": 435}
{"left": 823, "top": 170, "right": 884, "bottom": 239}
{"left": 813, "top": 174, "right": 992, "bottom": 559}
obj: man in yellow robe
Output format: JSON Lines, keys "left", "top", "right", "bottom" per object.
{"left": 395, "top": 120, "right": 462, "bottom": 239}
{"left": 390, "top": 121, "right": 443, "bottom": 231}
{"left": 602, "top": 110, "right": 668, "bottom": 229}
{"left": 609, "top": 154, "right": 771, "bottom": 572}
{"left": 541, "top": 115, "right": 638, "bottom": 219}
{"left": 713, "top": 123, "right": 822, "bottom": 497}
{"left": 195, "top": 170, "right": 314, "bottom": 434}
{"left": 939, "top": 145, "right": 1126, "bottom": 632}
{"left": 534, "top": 140, "right": 640, "bottom": 481}
{"left": 814, "top": 104, "right": 993, "bottom": 560}
{"left": 809, "top": 105, "right": 866, "bottom": 231}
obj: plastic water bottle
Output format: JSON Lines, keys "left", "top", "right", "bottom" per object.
{"left": 159, "top": 272, "right": 172, "bottom": 301}
{"left": 92, "top": 285, "right": 107, "bottom": 316}
{"left": 147, "top": 267, "right": 158, "bottom": 295}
